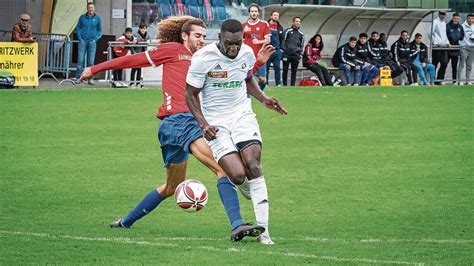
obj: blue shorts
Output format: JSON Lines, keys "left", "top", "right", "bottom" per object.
{"left": 254, "top": 64, "right": 267, "bottom": 78}
{"left": 158, "top": 112, "right": 203, "bottom": 167}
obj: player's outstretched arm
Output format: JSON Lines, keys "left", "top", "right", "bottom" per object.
{"left": 80, "top": 51, "right": 154, "bottom": 81}
{"left": 252, "top": 43, "right": 275, "bottom": 72}
{"left": 245, "top": 77, "right": 288, "bottom": 115}
{"left": 185, "top": 83, "right": 219, "bottom": 141}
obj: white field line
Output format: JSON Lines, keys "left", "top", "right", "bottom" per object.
{"left": 0, "top": 230, "right": 424, "bottom": 265}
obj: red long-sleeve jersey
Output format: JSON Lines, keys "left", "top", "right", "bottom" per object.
{"left": 304, "top": 42, "right": 322, "bottom": 64}
{"left": 91, "top": 42, "right": 265, "bottom": 120}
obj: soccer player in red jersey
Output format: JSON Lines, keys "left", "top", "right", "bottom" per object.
{"left": 242, "top": 3, "right": 271, "bottom": 90}
{"left": 80, "top": 16, "right": 274, "bottom": 241}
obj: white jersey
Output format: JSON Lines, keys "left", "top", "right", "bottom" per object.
{"left": 186, "top": 42, "right": 256, "bottom": 123}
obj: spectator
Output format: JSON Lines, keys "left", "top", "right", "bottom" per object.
{"left": 11, "top": 14, "right": 35, "bottom": 43}
{"left": 75, "top": 3, "right": 102, "bottom": 85}
{"left": 266, "top": 11, "right": 284, "bottom": 86}
{"left": 457, "top": 13, "right": 474, "bottom": 85}
{"left": 303, "top": 34, "right": 334, "bottom": 86}
{"left": 242, "top": 3, "right": 271, "bottom": 90}
{"left": 130, "top": 22, "right": 151, "bottom": 87}
{"left": 446, "top": 13, "right": 464, "bottom": 84}
{"left": 355, "top": 33, "right": 378, "bottom": 86}
{"left": 112, "top": 27, "right": 137, "bottom": 86}
{"left": 391, "top": 30, "right": 418, "bottom": 85}
{"left": 432, "top": 10, "right": 450, "bottom": 85}
{"left": 332, "top": 36, "right": 360, "bottom": 86}
{"left": 409, "top": 33, "right": 435, "bottom": 86}
{"left": 282, "top": 16, "right": 304, "bottom": 86}
{"left": 379, "top": 33, "right": 403, "bottom": 80}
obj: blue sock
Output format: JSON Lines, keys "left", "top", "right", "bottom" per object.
{"left": 217, "top": 176, "right": 243, "bottom": 230}
{"left": 121, "top": 189, "right": 164, "bottom": 228}
{"left": 258, "top": 81, "right": 266, "bottom": 91}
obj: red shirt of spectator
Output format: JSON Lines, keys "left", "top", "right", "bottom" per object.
{"left": 242, "top": 19, "right": 271, "bottom": 57}
{"left": 304, "top": 42, "right": 322, "bottom": 64}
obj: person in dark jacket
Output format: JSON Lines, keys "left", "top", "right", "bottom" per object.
{"left": 130, "top": 22, "right": 151, "bottom": 87}
{"left": 410, "top": 33, "right": 435, "bottom": 86}
{"left": 355, "top": 33, "right": 378, "bottom": 86}
{"left": 281, "top": 16, "right": 304, "bottom": 86}
{"left": 391, "top": 30, "right": 418, "bottom": 85}
{"left": 75, "top": 2, "right": 102, "bottom": 85}
{"left": 446, "top": 13, "right": 465, "bottom": 84}
{"left": 266, "top": 11, "right": 284, "bottom": 86}
{"left": 379, "top": 33, "right": 403, "bottom": 80}
{"left": 332, "top": 36, "right": 360, "bottom": 85}
{"left": 302, "top": 34, "right": 333, "bottom": 86}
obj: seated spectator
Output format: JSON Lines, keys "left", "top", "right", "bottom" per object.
{"left": 303, "top": 34, "right": 334, "bottom": 86}
{"left": 355, "top": 33, "right": 378, "bottom": 86}
{"left": 332, "top": 36, "right": 360, "bottom": 86}
{"left": 113, "top": 27, "right": 137, "bottom": 85}
{"left": 391, "top": 30, "right": 418, "bottom": 85}
{"left": 409, "top": 33, "right": 435, "bottom": 86}
{"left": 11, "top": 14, "right": 35, "bottom": 43}
{"left": 379, "top": 33, "right": 403, "bottom": 80}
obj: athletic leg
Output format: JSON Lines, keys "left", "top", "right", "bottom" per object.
{"left": 119, "top": 161, "right": 186, "bottom": 228}
{"left": 290, "top": 58, "right": 299, "bottom": 86}
{"left": 239, "top": 144, "right": 273, "bottom": 244}
{"left": 282, "top": 58, "right": 290, "bottom": 86}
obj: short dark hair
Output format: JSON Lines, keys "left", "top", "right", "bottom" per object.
{"left": 468, "top": 13, "right": 474, "bottom": 18}
{"left": 139, "top": 22, "right": 147, "bottom": 29}
{"left": 87, "top": 2, "right": 94, "bottom": 7}
{"left": 401, "top": 30, "right": 408, "bottom": 35}
{"left": 359, "top": 32, "right": 368, "bottom": 38}
{"left": 125, "top": 27, "right": 133, "bottom": 33}
{"left": 349, "top": 36, "right": 357, "bottom": 42}
{"left": 248, "top": 3, "right": 260, "bottom": 13}
{"left": 415, "top": 33, "right": 422, "bottom": 38}
{"left": 293, "top": 16, "right": 301, "bottom": 22}
{"left": 452, "top": 12, "right": 460, "bottom": 17}
{"left": 221, "top": 19, "right": 243, "bottom": 33}
{"left": 270, "top": 10, "right": 279, "bottom": 16}
{"left": 371, "top": 31, "right": 379, "bottom": 36}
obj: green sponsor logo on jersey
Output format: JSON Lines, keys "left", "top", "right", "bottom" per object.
{"left": 212, "top": 81, "right": 243, "bottom": 89}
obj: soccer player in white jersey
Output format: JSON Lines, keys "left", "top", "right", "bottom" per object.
{"left": 185, "top": 19, "right": 287, "bottom": 245}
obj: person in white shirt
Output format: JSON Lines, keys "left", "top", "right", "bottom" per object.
{"left": 432, "top": 10, "right": 450, "bottom": 85}
{"left": 458, "top": 13, "right": 474, "bottom": 85}
{"left": 186, "top": 19, "right": 287, "bottom": 245}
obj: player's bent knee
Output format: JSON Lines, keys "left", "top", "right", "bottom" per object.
{"left": 245, "top": 162, "right": 262, "bottom": 179}
{"left": 228, "top": 173, "right": 246, "bottom": 185}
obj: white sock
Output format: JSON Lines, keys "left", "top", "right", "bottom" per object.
{"left": 248, "top": 176, "right": 270, "bottom": 238}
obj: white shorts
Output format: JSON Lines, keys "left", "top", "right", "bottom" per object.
{"left": 207, "top": 111, "right": 262, "bottom": 162}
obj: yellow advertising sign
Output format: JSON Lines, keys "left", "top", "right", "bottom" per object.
{"left": 0, "top": 42, "right": 38, "bottom": 86}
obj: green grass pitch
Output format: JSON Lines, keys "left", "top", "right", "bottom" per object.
{"left": 0, "top": 85, "right": 472, "bottom": 264}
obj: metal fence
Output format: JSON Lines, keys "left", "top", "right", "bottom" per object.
{"left": 0, "top": 30, "right": 75, "bottom": 85}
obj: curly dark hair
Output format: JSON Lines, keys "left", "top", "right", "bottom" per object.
{"left": 157, "top": 16, "right": 206, "bottom": 43}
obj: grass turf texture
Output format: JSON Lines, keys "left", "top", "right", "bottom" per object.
{"left": 0, "top": 86, "right": 472, "bottom": 264}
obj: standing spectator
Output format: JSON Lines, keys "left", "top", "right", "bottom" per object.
{"left": 432, "top": 10, "right": 450, "bottom": 85}
{"left": 243, "top": 3, "right": 271, "bottom": 90}
{"left": 458, "top": 14, "right": 474, "bottom": 85}
{"left": 332, "top": 36, "right": 360, "bottom": 86}
{"left": 391, "top": 30, "right": 418, "bottom": 85}
{"left": 266, "top": 11, "right": 284, "bottom": 87}
{"left": 409, "top": 33, "right": 435, "bottom": 86}
{"left": 282, "top": 17, "right": 304, "bottom": 86}
{"left": 11, "top": 14, "right": 35, "bottom": 43}
{"left": 112, "top": 28, "right": 137, "bottom": 86}
{"left": 130, "top": 22, "right": 151, "bottom": 87}
{"left": 446, "top": 13, "right": 464, "bottom": 84}
{"left": 355, "top": 33, "right": 379, "bottom": 86}
{"left": 303, "top": 34, "right": 334, "bottom": 86}
{"left": 75, "top": 3, "right": 102, "bottom": 85}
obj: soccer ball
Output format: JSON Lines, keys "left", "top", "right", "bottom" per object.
{"left": 174, "top": 179, "right": 208, "bottom": 212}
